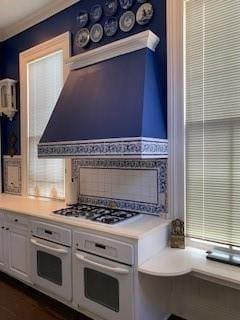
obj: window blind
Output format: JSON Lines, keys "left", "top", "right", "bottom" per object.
{"left": 28, "top": 51, "right": 64, "bottom": 199}
{"left": 185, "top": 0, "right": 240, "bottom": 246}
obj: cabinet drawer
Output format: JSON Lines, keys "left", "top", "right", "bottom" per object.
{"left": 5, "top": 213, "right": 29, "bottom": 228}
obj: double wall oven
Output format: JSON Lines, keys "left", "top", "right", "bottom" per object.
{"left": 73, "top": 231, "right": 135, "bottom": 320}
{"left": 30, "top": 220, "right": 137, "bottom": 320}
{"left": 30, "top": 221, "right": 72, "bottom": 301}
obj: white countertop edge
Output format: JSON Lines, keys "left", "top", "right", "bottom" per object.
{"left": 138, "top": 247, "right": 240, "bottom": 287}
{"left": 138, "top": 267, "right": 192, "bottom": 277}
{"left": 191, "top": 267, "right": 240, "bottom": 287}
{"left": 0, "top": 194, "right": 168, "bottom": 241}
{"left": 0, "top": 207, "right": 168, "bottom": 240}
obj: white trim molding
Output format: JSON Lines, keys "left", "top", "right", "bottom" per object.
{"left": 19, "top": 32, "right": 71, "bottom": 196}
{"left": 67, "top": 30, "right": 160, "bottom": 70}
{"left": 167, "top": 0, "right": 185, "bottom": 219}
{"left": 0, "top": 0, "right": 80, "bottom": 41}
{"left": 38, "top": 137, "right": 168, "bottom": 159}
{"left": 0, "top": 121, "right": 2, "bottom": 193}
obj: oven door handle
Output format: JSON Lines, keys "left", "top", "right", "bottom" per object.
{"left": 75, "top": 253, "right": 130, "bottom": 275}
{"left": 30, "top": 238, "right": 69, "bottom": 254}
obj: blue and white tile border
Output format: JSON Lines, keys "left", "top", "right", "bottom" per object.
{"left": 3, "top": 155, "right": 22, "bottom": 195}
{"left": 72, "top": 158, "right": 168, "bottom": 216}
{"left": 38, "top": 137, "right": 168, "bottom": 158}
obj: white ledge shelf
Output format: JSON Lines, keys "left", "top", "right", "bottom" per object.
{"left": 66, "top": 30, "right": 160, "bottom": 70}
{"left": 138, "top": 247, "right": 240, "bottom": 289}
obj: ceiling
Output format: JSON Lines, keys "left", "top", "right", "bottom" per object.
{"left": 0, "top": 0, "right": 79, "bottom": 41}
{"left": 0, "top": 0, "right": 56, "bottom": 30}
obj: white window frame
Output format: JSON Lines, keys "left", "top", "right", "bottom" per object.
{"left": 167, "top": 0, "right": 185, "bottom": 220}
{"left": 0, "top": 123, "right": 2, "bottom": 193}
{"left": 167, "top": 1, "right": 240, "bottom": 253}
{"left": 19, "top": 32, "right": 71, "bottom": 198}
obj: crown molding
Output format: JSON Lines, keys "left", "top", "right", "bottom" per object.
{"left": 67, "top": 30, "right": 160, "bottom": 70}
{"left": 0, "top": 0, "right": 80, "bottom": 42}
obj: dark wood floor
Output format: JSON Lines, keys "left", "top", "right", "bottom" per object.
{"left": 0, "top": 272, "right": 90, "bottom": 320}
{"left": 0, "top": 272, "right": 184, "bottom": 320}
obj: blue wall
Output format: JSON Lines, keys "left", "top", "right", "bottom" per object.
{"left": 1, "top": 0, "right": 167, "bottom": 155}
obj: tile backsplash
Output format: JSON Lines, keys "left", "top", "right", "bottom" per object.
{"left": 79, "top": 168, "right": 158, "bottom": 204}
{"left": 3, "top": 155, "right": 22, "bottom": 195}
{"left": 72, "top": 158, "right": 168, "bottom": 216}
{"left": 2, "top": 156, "right": 167, "bottom": 215}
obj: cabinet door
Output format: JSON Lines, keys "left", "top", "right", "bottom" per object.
{"left": 0, "top": 225, "right": 6, "bottom": 270}
{"left": 0, "top": 213, "right": 6, "bottom": 270}
{"left": 7, "top": 226, "right": 31, "bottom": 283}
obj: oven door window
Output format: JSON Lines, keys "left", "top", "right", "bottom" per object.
{"left": 84, "top": 268, "right": 119, "bottom": 312}
{"left": 37, "top": 251, "right": 62, "bottom": 286}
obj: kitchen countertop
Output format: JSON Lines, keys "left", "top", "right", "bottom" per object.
{"left": 138, "top": 246, "right": 240, "bottom": 288}
{"left": 0, "top": 194, "right": 169, "bottom": 240}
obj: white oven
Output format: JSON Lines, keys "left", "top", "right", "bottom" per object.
{"left": 30, "top": 221, "right": 72, "bottom": 301}
{"left": 73, "top": 231, "right": 135, "bottom": 320}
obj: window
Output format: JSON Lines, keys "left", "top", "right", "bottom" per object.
{"left": 20, "top": 33, "right": 70, "bottom": 199}
{"left": 27, "top": 51, "right": 64, "bottom": 199}
{"left": 184, "top": 1, "right": 240, "bottom": 247}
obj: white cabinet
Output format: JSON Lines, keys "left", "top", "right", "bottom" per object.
{"left": 0, "top": 213, "right": 6, "bottom": 270}
{"left": 0, "top": 212, "right": 31, "bottom": 283}
{"left": 7, "top": 225, "right": 30, "bottom": 282}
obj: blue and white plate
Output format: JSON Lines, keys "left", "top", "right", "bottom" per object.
{"left": 119, "top": 0, "right": 134, "bottom": 10}
{"left": 90, "top": 24, "right": 104, "bottom": 43}
{"left": 137, "top": 0, "right": 148, "bottom": 3}
{"left": 75, "top": 28, "right": 90, "bottom": 48}
{"left": 104, "top": 0, "right": 118, "bottom": 16}
{"left": 136, "top": 3, "right": 154, "bottom": 25}
{"left": 104, "top": 17, "right": 118, "bottom": 36}
{"left": 90, "top": 4, "right": 103, "bottom": 23}
{"left": 76, "top": 11, "right": 89, "bottom": 28}
{"left": 119, "top": 11, "right": 135, "bottom": 32}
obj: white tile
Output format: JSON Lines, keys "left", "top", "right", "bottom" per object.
{"left": 79, "top": 167, "right": 158, "bottom": 204}
{"left": 8, "top": 166, "right": 20, "bottom": 188}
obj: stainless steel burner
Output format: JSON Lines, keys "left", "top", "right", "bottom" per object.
{"left": 53, "top": 205, "right": 139, "bottom": 225}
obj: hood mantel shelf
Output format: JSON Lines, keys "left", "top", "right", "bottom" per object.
{"left": 67, "top": 30, "right": 160, "bottom": 70}
{"left": 38, "top": 30, "right": 168, "bottom": 159}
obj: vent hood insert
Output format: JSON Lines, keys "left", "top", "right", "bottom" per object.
{"left": 38, "top": 31, "right": 168, "bottom": 158}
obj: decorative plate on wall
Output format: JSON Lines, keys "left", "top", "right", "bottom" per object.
{"left": 119, "top": 0, "right": 134, "bottom": 10}
{"left": 90, "top": 4, "right": 103, "bottom": 23}
{"left": 75, "top": 28, "right": 90, "bottom": 48}
{"left": 136, "top": 3, "right": 154, "bottom": 25}
{"left": 119, "top": 11, "right": 135, "bottom": 32}
{"left": 90, "top": 23, "right": 104, "bottom": 43}
{"left": 104, "top": 0, "right": 118, "bottom": 16}
{"left": 76, "top": 10, "right": 89, "bottom": 27}
{"left": 104, "top": 17, "right": 118, "bottom": 36}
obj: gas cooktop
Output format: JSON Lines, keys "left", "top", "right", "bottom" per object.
{"left": 52, "top": 204, "right": 139, "bottom": 225}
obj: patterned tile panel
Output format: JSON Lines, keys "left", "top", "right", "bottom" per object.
{"left": 72, "top": 158, "right": 168, "bottom": 216}
{"left": 38, "top": 138, "right": 168, "bottom": 158}
{"left": 3, "top": 156, "right": 22, "bottom": 195}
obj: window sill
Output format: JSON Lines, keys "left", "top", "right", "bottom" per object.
{"left": 138, "top": 247, "right": 240, "bottom": 289}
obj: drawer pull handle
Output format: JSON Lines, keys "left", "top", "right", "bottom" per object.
{"left": 14, "top": 219, "right": 18, "bottom": 222}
